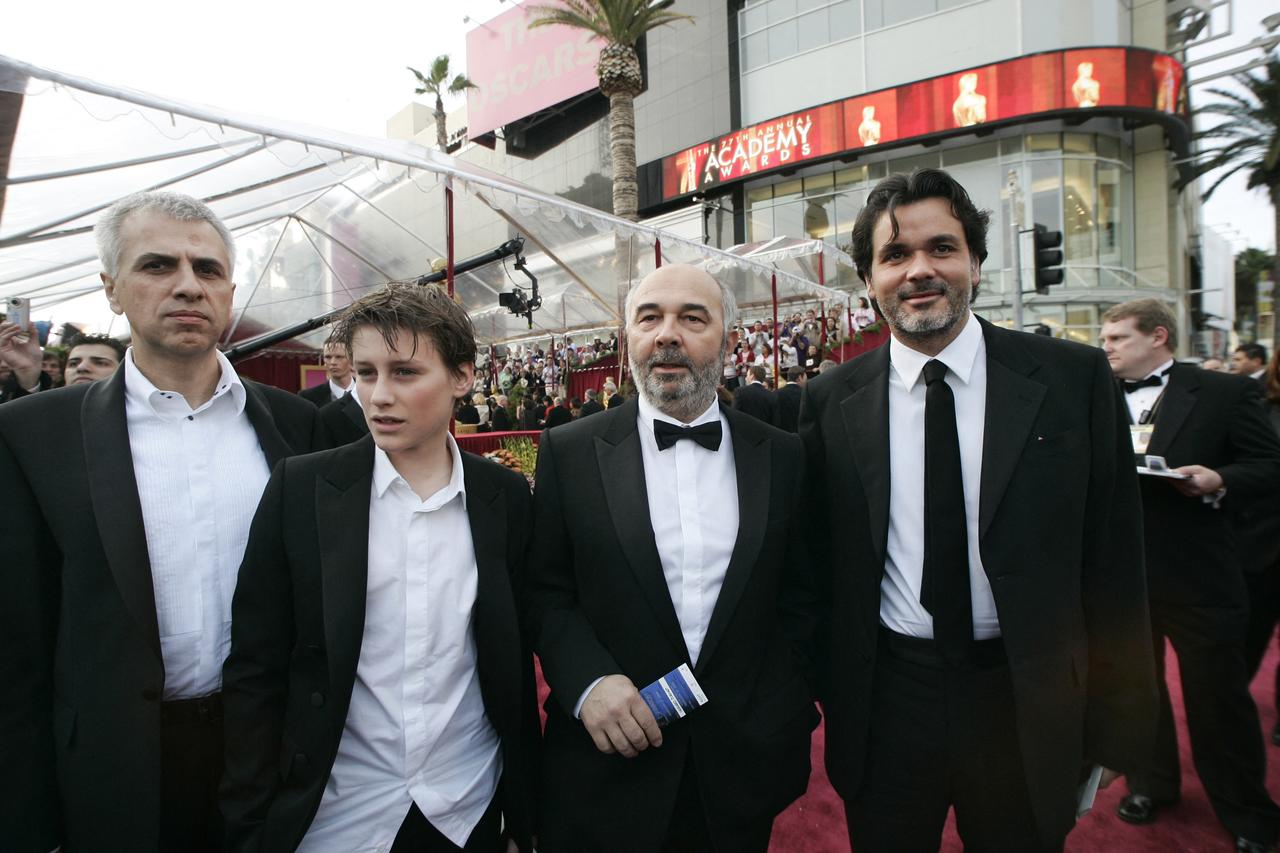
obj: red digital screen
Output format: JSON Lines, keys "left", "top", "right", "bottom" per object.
{"left": 660, "top": 47, "right": 1185, "bottom": 201}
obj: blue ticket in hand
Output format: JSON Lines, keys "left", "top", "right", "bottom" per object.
{"left": 639, "top": 663, "right": 709, "bottom": 727}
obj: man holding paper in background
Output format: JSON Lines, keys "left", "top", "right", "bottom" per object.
{"left": 1100, "top": 299, "right": 1280, "bottom": 853}
{"left": 526, "top": 263, "right": 820, "bottom": 853}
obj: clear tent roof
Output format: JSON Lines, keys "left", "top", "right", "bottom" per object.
{"left": 0, "top": 55, "right": 847, "bottom": 350}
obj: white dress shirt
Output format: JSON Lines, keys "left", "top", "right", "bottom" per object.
{"left": 298, "top": 436, "right": 500, "bottom": 852}
{"left": 1123, "top": 358, "right": 1174, "bottom": 424}
{"left": 573, "top": 394, "right": 739, "bottom": 717}
{"left": 123, "top": 348, "right": 270, "bottom": 700}
{"left": 881, "top": 313, "right": 1001, "bottom": 640}
{"left": 329, "top": 377, "right": 355, "bottom": 400}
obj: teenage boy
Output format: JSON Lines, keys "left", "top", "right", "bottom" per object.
{"left": 221, "top": 283, "right": 538, "bottom": 853}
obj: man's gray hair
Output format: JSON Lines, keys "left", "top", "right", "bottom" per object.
{"left": 623, "top": 265, "right": 739, "bottom": 342}
{"left": 95, "top": 191, "right": 236, "bottom": 279}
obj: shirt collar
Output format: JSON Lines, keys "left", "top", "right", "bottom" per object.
{"left": 637, "top": 392, "right": 722, "bottom": 432}
{"left": 888, "top": 311, "right": 984, "bottom": 391}
{"left": 329, "top": 377, "right": 354, "bottom": 398}
{"left": 372, "top": 431, "right": 467, "bottom": 507}
{"left": 1143, "top": 359, "right": 1175, "bottom": 382}
{"left": 123, "top": 346, "right": 245, "bottom": 418}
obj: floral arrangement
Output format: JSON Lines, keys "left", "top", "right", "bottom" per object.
{"left": 486, "top": 436, "right": 539, "bottom": 490}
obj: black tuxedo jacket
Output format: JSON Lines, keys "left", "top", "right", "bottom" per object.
{"left": 220, "top": 436, "right": 539, "bottom": 852}
{"left": 0, "top": 366, "right": 322, "bottom": 853}
{"left": 578, "top": 399, "right": 605, "bottom": 418}
{"left": 1140, "top": 364, "right": 1280, "bottom": 604}
{"left": 318, "top": 391, "right": 369, "bottom": 446}
{"left": 1234, "top": 400, "right": 1280, "bottom": 575}
{"left": 491, "top": 406, "right": 513, "bottom": 431}
{"left": 298, "top": 382, "right": 336, "bottom": 407}
{"left": 799, "top": 319, "right": 1156, "bottom": 845}
{"left": 732, "top": 379, "right": 776, "bottom": 424}
{"left": 775, "top": 382, "right": 802, "bottom": 433}
{"left": 527, "top": 397, "right": 820, "bottom": 853}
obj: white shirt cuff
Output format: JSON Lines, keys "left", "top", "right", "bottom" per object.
{"left": 574, "top": 676, "right": 607, "bottom": 719}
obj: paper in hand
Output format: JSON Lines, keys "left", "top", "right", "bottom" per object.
{"left": 639, "top": 663, "right": 709, "bottom": 727}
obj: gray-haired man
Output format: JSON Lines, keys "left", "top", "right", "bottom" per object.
{"left": 0, "top": 191, "right": 323, "bottom": 852}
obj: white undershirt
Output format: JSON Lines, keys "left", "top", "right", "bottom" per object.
{"left": 123, "top": 348, "right": 270, "bottom": 699}
{"left": 881, "top": 314, "right": 1000, "bottom": 640}
{"left": 298, "top": 436, "right": 500, "bottom": 852}
{"left": 1123, "top": 358, "right": 1174, "bottom": 424}
{"left": 573, "top": 394, "right": 739, "bottom": 716}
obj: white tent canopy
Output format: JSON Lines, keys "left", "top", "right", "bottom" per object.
{"left": 0, "top": 55, "right": 846, "bottom": 350}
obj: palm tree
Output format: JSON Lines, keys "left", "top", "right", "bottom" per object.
{"left": 1181, "top": 54, "right": 1280, "bottom": 348}
{"left": 408, "top": 56, "right": 478, "bottom": 154}
{"left": 528, "top": 0, "right": 693, "bottom": 222}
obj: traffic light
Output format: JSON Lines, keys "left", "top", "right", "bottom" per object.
{"left": 1033, "top": 224, "right": 1064, "bottom": 294}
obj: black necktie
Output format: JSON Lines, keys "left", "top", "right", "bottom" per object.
{"left": 654, "top": 419, "right": 722, "bottom": 452}
{"left": 919, "top": 359, "right": 972, "bottom": 665}
{"left": 1122, "top": 374, "right": 1164, "bottom": 394}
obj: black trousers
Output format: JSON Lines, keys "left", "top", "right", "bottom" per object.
{"left": 1127, "top": 602, "right": 1280, "bottom": 842}
{"left": 158, "top": 693, "right": 224, "bottom": 853}
{"left": 391, "top": 795, "right": 503, "bottom": 853}
{"left": 661, "top": 751, "right": 774, "bottom": 853}
{"left": 844, "top": 630, "right": 1062, "bottom": 853}
{"left": 1243, "top": 570, "right": 1280, "bottom": 705}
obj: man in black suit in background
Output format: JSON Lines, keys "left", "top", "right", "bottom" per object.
{"left": 222, "top": 284, "right": 537, "bottom": 853}
{"left": 318, "top": 385, "right": 369, "bottom": 446}
{"left": 1231, "top": 342, "right": 1267, "bottom": 384}
{"left": 528, "top": 263, "right": 819, "bottom": 853}
{"left": 0, "top": 191, "right": 322, "bottom": 853}
{"left": 774, "top": 365, "right": 805, "bottom": 433}
{"left": 732, "top": 364, "right": 776, "bottom": 424}
{"left": 579, "top": 387, "right": 605, "bottom": 418}
{"left": 1100, "top": 299, "right": 1280, "bottom": 853}
{"left": 299, "top": 339, "right": 356, "bottom": 406}
{"left": 800, "top": 169, "right": 1155, "bottom": 852}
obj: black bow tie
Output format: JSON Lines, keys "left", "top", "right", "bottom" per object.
{"left": 1122, "top": 374, "right": 1165, "bottom": 394}
{"left": 654, "top": 419, "right": 722, "bottom": 452}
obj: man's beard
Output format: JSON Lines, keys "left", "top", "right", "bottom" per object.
{"left": 876, "top": 278, "right": 971, "bottom": 342}
{"left": 630, "top": 343, "right": 722, "bottom": 423}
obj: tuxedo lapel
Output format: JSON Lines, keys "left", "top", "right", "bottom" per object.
{"left": 461, "top": 454, "right": 519, "bottom": 723}
{"left": 1147, "top": 366, "right": 1197, "bottom": 457}
{"left": 81, "top": 371, "right": 161, "bottom": 659}
{"left": 317, "top": 437, "right": 374, "bottom": 693}
{"left": 243, "top": 381, "right": 294, "bottom": 468}
{"left": 979, "top": 322, "right": 1046, "bottom": 538}
{"left": 840, "top": 344, "right": 890, "bottom": 568}
{"left": 341, "top": 394, "right": 366, "bottom": 431}
{"left": 594, "top": 403, "right": 688, "bottom": 659}
{"left": 697, "top": 406, "right": 768, "bottom": 673}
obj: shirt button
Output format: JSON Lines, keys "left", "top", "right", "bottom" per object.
{"left": 187, "top": 415, "right": 194, "bottom": 421}
{"left": 310, "top": 691, "right": 325, "bottom": 708}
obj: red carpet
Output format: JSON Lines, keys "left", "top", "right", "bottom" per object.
{"left": 769, "top": 641, "right": 1280, "bottom": 852}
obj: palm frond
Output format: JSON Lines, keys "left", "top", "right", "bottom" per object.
{"left": 527, "top": 0, "right": 692, "bottom": 45}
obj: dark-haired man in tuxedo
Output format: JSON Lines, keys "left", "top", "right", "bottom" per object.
{"left": 300, "top": 339, "right": 356, "bottom": 406}
{"left": 528, "top": 263, "right": 819, "bottom": 853}
{"left": 801, "top": 168, "right": 1156, "bottom": 852}
{"left": 733, "top": 364, "right": 776, "bottom": 424}
{"left": 0, "top": 191, "right": 322, "bottom": 853}
{"left": 1101, "top": 298, "right": 1280, "bottom": 853}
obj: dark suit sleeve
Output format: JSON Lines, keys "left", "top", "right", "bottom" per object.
{"left": 776, "top": 434, "right": 822, "bottom": 688}
{"left": 504, "top": 473, "right": 540, "bottom": 851}
{"left": 0, "top": 425, "right": 62, "bottom": 852}
{"left": 1081, "top": 349, "right": 1157, "bottom": 771}
{"left": 796, "top": 386, "right": 833, "bottom": 701}
{"left": 525, "top": 432, "right": 621, "bottom": 716}
{"left": 220, "top": 461, "right": 296, "bottom": 853}
{"left": 1216, "top": 380, "right": 1280, "bottom": 501}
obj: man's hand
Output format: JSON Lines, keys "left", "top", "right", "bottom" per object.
{"left": 580, "top": 674, "right": 662, "bottom": 757}
{"left": 1099, "top": 767, "right": 1122, "bottom": 789}
{"left": 0, "top": 322, "right": 43, "bottom": 390}
{"left": 1170, "top": 465, "right": 1224, "bottom": 498}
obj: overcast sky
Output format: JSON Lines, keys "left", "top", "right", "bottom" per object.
{"left": 2, "top": 0, "right": 1274, "bottom": 257}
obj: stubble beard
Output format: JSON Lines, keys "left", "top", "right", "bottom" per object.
{"left": 630, "top": 344, "right": 723, "bottom": 424}
{"left": 878, "top": 279, "right": 971, "bottom": 344}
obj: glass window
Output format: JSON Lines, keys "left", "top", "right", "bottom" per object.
{"left": 833, "top": 188, "right": 865, "bottom": 248}
{"left": 1064, "top": 133, "right": 1095, "bottom": 154}
{"left": 1000, "top": 136, "right": 1024, "bottom": 156}
{"left": 889, "top": 152, "right": 941, "bottom": 173}
{"left": 769, "top": 0, "right": 799, "bottom": 23}
{"left": 803, "top": 172, "right": 834, "bottom": 194}
{"left": 748, "top": 204, "right": 775, "bottom": 243}
{"left": 835, "top": 165, "right": 870, "bottom": 188}
{"left": 768, "top": 20, "right": 799, "bottom": 63}
{"left": 742, "top": 2, "right": 770, "bottom": 33}
{"left": 773, "top": 199, "right": 806, "bottom": 240}
{"left": 943, "top": 141, "right": 998, "bottom": 166}
{"left": 773, "top": 178, "right": 805, "bottom": 204}
{"left": 830, "top": 0, "right": 861, "bottom": 40}
{"left": 797, "top": 9, "right": 829, "bottom": 52}
{"left": 803, "top": 195, "right": 836, "bottom": 241}
{"left": 1063, "top": 159, "right": 1096, "bottom": 267}
{"left": 1096, "top": 161, "right": 1124, "bottom": 267}
{"left": 742, "top": 31, "right": 769, "bottom": 71}
{"left": 1026, "top": 133, "right": 1061, "bottom": 152}
{"left": 747, "top": 185, "right": 775, "bottom": 205}
{"left": 1096, "top": 134, "right": 1120, "bottom": 161}
{"left": 1030, "top": 159, "right": 1061, "bottom": 233}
